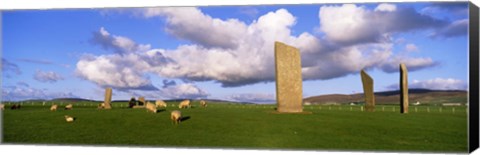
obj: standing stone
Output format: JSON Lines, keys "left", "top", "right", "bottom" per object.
{"left": 274, "top": 41, "right": 303, "bottom": 113}
{"left": 400, "top": 63, "right": 409, "bottom": 113}
{"left": 138, "top": 97, "right": 145, "bottom": 106}
{"left": 104, "top": 87, "right": 112, "bottom": 109}
{"left": 360, "top": 70, "right": 375, "bottom": 112}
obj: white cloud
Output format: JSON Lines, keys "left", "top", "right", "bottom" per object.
{"left": 34, "top": 70, "right": 64, "bottom": 83}
{"left": 143, "top": 7, "right": 248, "bottom": 49}
{"left": 91, "top": 27, "right": 151, "bottom": 54}
{"left": 410, "top": 78, "right": 467, "bottom": 90}
{"left": 302, "top": 42, "right": 394, "bottom": 80}
{"left": 375, "top": 3, "right": 397, "bottom": 12}
{"left": 319, "top": 4, "right": 447, "bottom": 45}
{"left": 319, "top": 4, "right": 378, "bottom": 45}
{"left": 75, "top": 53, "right": 158, "bottom": 90}
{"left": 430, "top": 19, "right": 468, "bottom": 38}
{"left": 379, "top": 56, "right": 437, "bottom": 73}
{"left": 159, "top": 83, "right": 209, "bottom": 99}
{"left": 421, "top": 2, "right": 468, "bottom": 17}
{"left": 83, "top": 8, "right": 303, "bottom": 87}
{"left": 387, "top": 78, "right": 467, "bottom": 90}
{"left": 405, "top": 43, "right": 418, "bottom": 52}
{"left": 2, "top": 58, "right": 21, "bottom": 76}
{"left": 2, "top": 83, "right": 77, "bottom": 101}
{"left": 228, "top": 93, "right": 275, "bottom": 103}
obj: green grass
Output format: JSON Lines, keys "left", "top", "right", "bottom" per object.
{"left": 1, "top": 102, "right": 468, "bottom": 153}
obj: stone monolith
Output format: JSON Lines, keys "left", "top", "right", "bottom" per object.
{"left": 274, "top": 41, "right": 303, "bottom": 113}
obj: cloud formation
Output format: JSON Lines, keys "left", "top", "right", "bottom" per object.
{"left": 405, "top": 43, "right": 418, "bottom": 52}
{"left": 387, "top": 78, "right": 467, "bottom": 90}
{"left": 228, "top": 93, "right": 276, "bottom": 103}
{"left": 2, "top": 58, "right": 22, "bottom": 77}
{"left": 91, "top": 27, "right": 151, "bottom": 54}
{"left": 77, "top": 4, "right": 456, "bottom": 91}
{"left": 375, "top": 3, "right": 397, "bottom": 12}
{"left": 422, "top": 2, "right": 468, "bottom": 15}
{"left": 319, "top": 4, "right": 447, "bottom": 45}
{"left": 159, "top": 83, "right": 209, "bottom": 99}
{"left": 76, "top": 52, "right": 160, "bottom": 90}
{"left": 143, "top": 7, "right": 248, "bottom": 49}
{"left": 430, "top": 19, "right": 468, "bottom": 38}
{"left": 410, "top": 78, "right": 467, "bottom": 90}
{"left": 2, "top": 83, "right": 77, "bottom": 101}
{"left": 379, "top": 56, "right": 437, "bottom": 73}
{"left": 34, "top": 70, "right": 64, "bottom": 83}
{"left": 18, "top": 58, "right": 54, "bottom": 65}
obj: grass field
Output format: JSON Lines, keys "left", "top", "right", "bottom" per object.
{"left": 1, "top": 101, "right": 468, "bottom": 153}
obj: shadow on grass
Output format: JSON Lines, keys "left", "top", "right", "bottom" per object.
{"left": 155, "top": 109, "right": 166, "bottom": 113}
{"left": 180, "top": 116, "right": 191, "bottom": 122}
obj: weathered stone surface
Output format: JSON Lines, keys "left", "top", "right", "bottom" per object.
{"left": 274, "top": 41, "right": 303, "bottom": 113}
{"left": 360, "top": 69, "right": 375, "bottom": 112}
{"left": 138, "top": 97, "right": 145, "bottom": 106}
{"left": 104, "top": 88, "right": 112, "bottom": 109}
{"left": 400, "top": 63, "right": 409, "bottom": 113}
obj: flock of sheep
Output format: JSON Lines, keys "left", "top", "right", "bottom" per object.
{"left": 0, "top": 99, "right": 207, "bottom": 124}
{"left": 146, "top": 99, "right": 207, "bottom": 124}
{"left": 1, "top": 99, "right": 208, "bottom": 124}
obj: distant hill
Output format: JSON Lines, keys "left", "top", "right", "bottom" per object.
{"left": 50, "top": 98, "right": 98, "bottom": 102}
{"left": 99, "top": 98, "right": 252, "bottom": 104}
{"left": 11, "top": 89, "right": 466, "bottom": 105}
{"left": 303, "top": 89, "right": 467, "bottom": 105}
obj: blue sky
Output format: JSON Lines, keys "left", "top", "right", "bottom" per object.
{"left": 1, "top": 2, "right": 470, "bottom": 103}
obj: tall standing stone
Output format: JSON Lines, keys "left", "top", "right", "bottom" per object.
{"left": 274, "top": 41, "right": 303, "bottom": 113}
{"left": 138, "top": 97, "right": 145, "bottom": 106}
{"left": 360, "top": 70, "right": 375, "bottom": 112}
{"left": 104, "top": 87, "right": 112, "bottom": 109}
{"left": 400, "top": 63, "right": 409, "bottom": 113}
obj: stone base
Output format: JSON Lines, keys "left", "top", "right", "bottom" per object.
{"left": 276, "top": 107, "right": 303, "bottom": 113}
{"left": 365, "top": 105, "right": 375, "bottom": 112}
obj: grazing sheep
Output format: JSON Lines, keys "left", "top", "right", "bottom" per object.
{"left": 97, "top": 103, "right": 105, "bottom": 109}
{"left": 50, "top": 104, "right": 58, "bottom": 111}
{"left": 178, "top": 100, "right": 191, "bottom": 109}
{"left": 200, "top": 100, "right": 207, "bottom": 107}
{"left": 146, "top": 102, "right": 157, "bottom": 113}
{"left": 155, "top": 100, "right": 167, "bottom": 108}
{"left": 128, "top": 97, "right": 137, "bottom": 108}
{"left": 11, "top": 104, "right": 21, "bottom": 110}
{"left": 0, "top": 104, "right": 4, "bottom": 110}
{"left": 65, "top": 104, "right": 73, "bottom": 110}
{"left": 170, "top": 110, "right": 182, "bottom": 125}
{"left": 64, "top": 115, "right": 75, "bottom": 123}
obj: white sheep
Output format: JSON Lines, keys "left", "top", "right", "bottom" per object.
{"left": 170, "top": 110, "right": 182, "bottom": 125}
{"left": 65, "top": 104, "right": 73, "bottom": 110}
{"left": 200, "top": 100, "right": 207, "bottom": 107}
{"left": 178, "top": 100, "right": 191, "bottom": 109}
{"left": 0, "top": 104, "right": 4, "bottom": 110}
{"left": 146, "top": 102, "right": 157, "bottom": 113}
{"left": 64, "top": 115, "right": 75, "bottom": 122}
{"left": 155, "top": 100, "right": 167, "bottom": 108}
{"left": 50, "top": 104, "right": 58, "bottom": 111}
{"left": 97, "top": 103, "right": 106, "bottom": 109}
